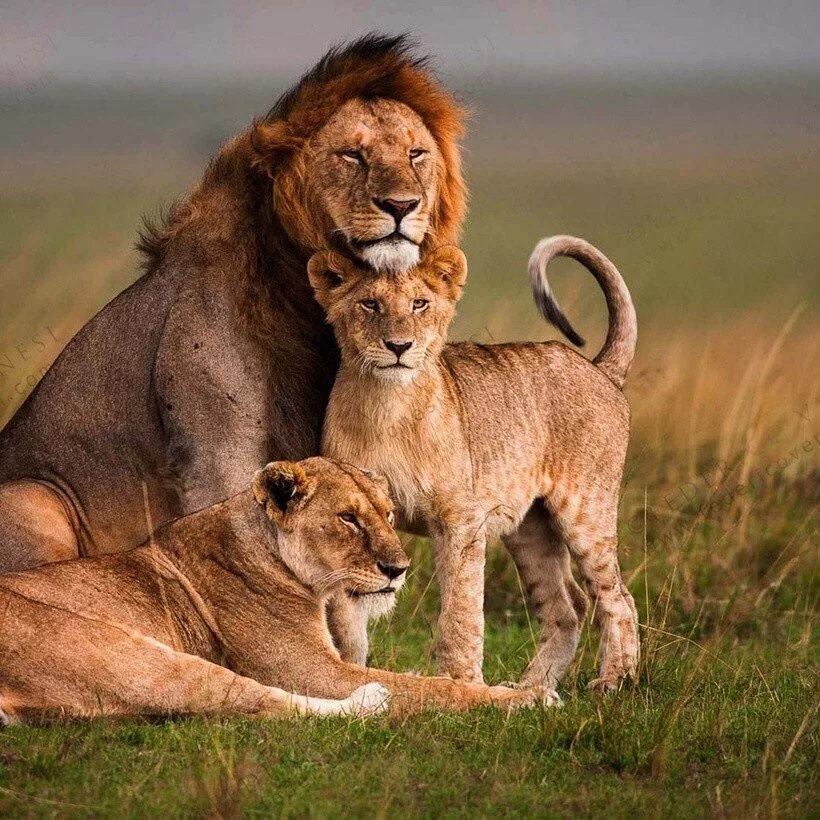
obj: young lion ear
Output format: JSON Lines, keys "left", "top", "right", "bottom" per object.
{"left": 253, "top": 461, "right": 316, "bottom": 524}
{"left": 423, "top": 247, "right": 468, "bottom": 301}
{"left": 307, "top": 252, "right": 360, "bottom": 307}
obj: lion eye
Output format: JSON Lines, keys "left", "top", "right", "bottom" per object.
{"left": 340, "top": 150, "right": 364, "bottom": 165}
{"left": 360, "top": 299, "right": 380, "bottom": 313}
{"left": 409, "top": 148, "right": 427, "bottom": 161}
{"left": 339, "top": 512, "right": 360, "bottom": 530}
{"left": 412, "top": 298, "right": 429, "bottom": 313}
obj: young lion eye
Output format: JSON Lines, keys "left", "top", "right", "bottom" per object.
{"left": 360, "top": 299, "right": 380, "bottom": 313}
{"left": 412, "top": 298, "right": 429, "bottom": 313}
{"left": 339, "top": 512, "right": 360, "bottom": 530}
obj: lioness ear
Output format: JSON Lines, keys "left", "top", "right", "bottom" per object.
{"left": 423, "top": 247, "right": 468, "bottom": 302}
{"left": 253, "top": 461, "right": 316, "bottom": 525}
{"left": 307, "top": 252, "right": 360, "bottom": 307}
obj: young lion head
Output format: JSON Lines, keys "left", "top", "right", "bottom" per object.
{"left": 307, "top": 246, "right": 467, "bottom": 384}
{"left": 251, "top": 34, "right": 466, "bottom": 275}
{"left": 253, "top": 457, "right": 409, "bottom": 608}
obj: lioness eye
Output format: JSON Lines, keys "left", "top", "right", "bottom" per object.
{"left": 360, "top": 299, "right": 380, "bottom": 313}
{"left": 409, "top": 148, "right": 427, "bottom": 161}
{"left": 412, "top": 298, "right": 429, "bottom": 312}
{"left": 340, "top": 150, "right": 364, "bottom": 165}
{"left": 339, "top": 512, "right": 360, "bottom": 530}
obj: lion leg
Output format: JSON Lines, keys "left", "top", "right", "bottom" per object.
{"left": 0, "top": 480, "right": 78, "bottom": 573}
{"left": 432, "top": 515, "right": 487, "bottom": 683}
{"left": 325, "top": 592, "right": 369, "bottom": 665}
{"left": 303, "top": 658, "right": 552, "bottom": 717}
{"left": 503, "top": 504, "right": 588, "bottom": 689}
{"left": 0, "top": 609, "right": 388, "bottom": 723}
{"left": 548, "top": 489, "right": 639, "bottom": 693}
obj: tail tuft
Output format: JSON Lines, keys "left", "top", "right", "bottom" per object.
{"left": 528, "top": 235, "right": 637, "bottom": 389}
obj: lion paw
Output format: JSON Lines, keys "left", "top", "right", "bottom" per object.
{"left": 343, "top": 683, "right": 392, "bottom": 716}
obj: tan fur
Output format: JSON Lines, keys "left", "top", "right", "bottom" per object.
{"left": 0, "top": 34, "right": 467, "bottom": 575}
{"left": 309, "top": 239, "right": 640, "bottom": 692}
{"left": 0, "top": 457, "right": 551, "bottom": 723}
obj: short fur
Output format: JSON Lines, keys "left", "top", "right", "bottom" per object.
{"left": 0, "top": 34, "right": 468, "bottom": 574}
{"left": 0, "top": 458, "right": 548, "bottom": 723}
{"left": 309, "top": 237, "right": 639, "bottom": 691}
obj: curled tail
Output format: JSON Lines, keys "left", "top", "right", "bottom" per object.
{"left": 528, "top": 235, "right": 637, "bottom": 389}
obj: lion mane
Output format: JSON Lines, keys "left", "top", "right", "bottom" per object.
{"left": 137, "top": 33, "right": 468, "bottom": 289}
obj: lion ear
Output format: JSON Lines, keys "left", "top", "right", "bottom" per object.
{"left": 251, "top": 119, "right": 303, "bottom": 179}
{"left": 422, "top": 247, "right": 467, "bottom": 302}
{"left": 253, "top": 461, "right": 316, "bottom": 525}
{"left": 307, "top": 252, "right": 361, "bottom": 306}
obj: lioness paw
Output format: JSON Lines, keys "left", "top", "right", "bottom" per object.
{"left": 343, "top": 683, "right": 392, "bottom": 717}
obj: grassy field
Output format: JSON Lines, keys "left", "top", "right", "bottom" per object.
{"left": 0, "top": 78, "right": 818, "bottom": 817}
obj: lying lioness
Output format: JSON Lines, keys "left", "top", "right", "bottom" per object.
{"left": 0, "top": 457, "right": 541, "bottom": 724}
{"left": 309, "top": 236, "right": 639, "bottom": 692}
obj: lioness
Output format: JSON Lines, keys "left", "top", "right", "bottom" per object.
{"left": 308, "top": 237, "right": 639, "bottom": 692}
{"left": 0, "top": 34, "right": 467, "bottom": 576}
{"left": 0, "top": 457, "right": 543, "bottom": 724}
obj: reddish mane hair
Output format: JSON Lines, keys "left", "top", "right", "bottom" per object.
{"left": 138, "top": 34, "right": 467, "bottom": 281}
{"left": 252, "top": 32, "right": 468, "bottom": 249}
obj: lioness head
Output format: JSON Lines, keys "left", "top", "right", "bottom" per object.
{"left": 251, "top": 34, "right": 466, "bottom": 275}
{"left": 253, "top": 457, "right": 409, "bottom": 607}
{"left": 307, "top": 246, "right": 467, "bottom": 383}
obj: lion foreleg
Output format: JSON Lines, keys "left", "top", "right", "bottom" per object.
{"left": 325, "top": 592, "right": 369, "bottom": 665}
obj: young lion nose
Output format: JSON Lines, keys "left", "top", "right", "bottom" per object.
{"left": 377, "top": 561, "right": 407, "bottom": 580}
{"left": 384, "top": 340, "right": 413, "bottom": 359}
{"left": 374, "top": 197, "right": 420, "bottom": 223}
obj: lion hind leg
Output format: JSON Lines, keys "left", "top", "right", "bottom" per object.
{"left": 0, "top": 480, "right": 78, "bottom": 573}
{"left": 549, "top": 490, "right": 639, "bottom": 693}
{"left": 503, "top": 504, "right": 588, "bottom": 689}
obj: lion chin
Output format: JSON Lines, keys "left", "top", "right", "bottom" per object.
{"left": 359, "top": 237, "right": 420, "bottom": 275}
{"left": 357, "top": 590, "right": 398, "bottom": 620}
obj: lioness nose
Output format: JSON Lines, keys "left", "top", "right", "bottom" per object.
{"left": 377, "top": 561, "right": 407, "bottom": 580}
{"left": 384, "top": 340, "right": 413, "bottom": 358}
{"left": 374, "top": 197, "right": 419, "bottom": 222}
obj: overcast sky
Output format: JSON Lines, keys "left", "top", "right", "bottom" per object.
{"left": 2, "top": 0, "right": 819, "bottom": 85}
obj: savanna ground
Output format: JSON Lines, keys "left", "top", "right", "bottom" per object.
{"left": 0, "top": 74, "right": 817, "bottom": 817}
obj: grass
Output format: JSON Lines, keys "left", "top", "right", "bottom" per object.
{"left": 0, "top": 81, "right": 818, "bottom": 816}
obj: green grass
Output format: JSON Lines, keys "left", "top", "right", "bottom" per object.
{"left": 0, "top": 491, "right": 816, "bottom": 817}
{"left": 1, "top": 81, "right": 818, "bottom": 817}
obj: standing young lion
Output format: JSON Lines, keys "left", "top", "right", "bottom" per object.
{"left": 0, "top": 457, "right": 543, "bottom": 724}
{"left": 308, "top": 236, "right": 639, "bottom": 692}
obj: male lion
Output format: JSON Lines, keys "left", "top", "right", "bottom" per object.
{"left": 0, "top": 34, "right": 467, "bottom": 576}
{"left": 308, "top": 236, "right": 639, "bottom": 692}
{"left": 0, "top": 458, "right": 543, "bottom": 724}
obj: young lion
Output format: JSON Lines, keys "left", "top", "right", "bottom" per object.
{"left": 308, "top": 236, "right": 639, "bottom": 692}
{"left": 0, "top": 457, "right": 541, "bottom": 724}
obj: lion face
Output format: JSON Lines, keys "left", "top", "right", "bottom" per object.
{"left": 275, "top": 98, "right": 442, "bottom": 274}
{"left": 253, "top": 457, "right": 409, "bottom": 607}
{"left": 308, "top": 246, "right": 467, "bottom": 383}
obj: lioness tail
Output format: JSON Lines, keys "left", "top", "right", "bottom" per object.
{"left": 528, "top": 235, "right": 637, "bottom": 389}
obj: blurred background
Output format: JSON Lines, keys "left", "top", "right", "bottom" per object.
{"left": 1, "top": 0, "right": 817, "bottom": 547}
{"left": 0, "top": 4, "right": 817, "bottom": 811}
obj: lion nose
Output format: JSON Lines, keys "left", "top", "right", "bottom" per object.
{"left": 384, "top": 340, "right": 413, "bottom": 358}
{"left": 374, "top": 197, "right": 419, "bottom": 223}
{"left": 377, "top": 561, "right": 407, "bottom": 580}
